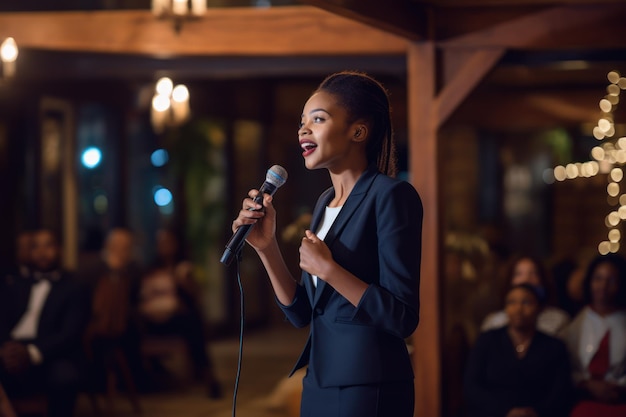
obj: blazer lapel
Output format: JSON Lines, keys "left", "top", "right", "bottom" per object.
{"left": 312, "top": 167, "right": 379, "bottom": 307}
{"left": 303, "top": 188, "right": 334, "bottom": 304}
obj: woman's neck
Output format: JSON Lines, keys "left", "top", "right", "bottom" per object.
{"left": 328, "top": 166, "right": 366, "bottom": 207}
{"left": 591, "top": 303, "right": 618, "bottom": 317}
{"left": 507, "top": 326, "right": 536, "bottom": 357}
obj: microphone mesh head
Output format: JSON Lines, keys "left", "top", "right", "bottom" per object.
{"left": 266, "top": 165, "right": 288, "bottom": 188}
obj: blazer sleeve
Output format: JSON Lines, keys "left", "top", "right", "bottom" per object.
{"left": 278, "top": 282, "right": 312, "bottom": 328}
{"left": 351, "top": 180, "right": 422, "bottom": 339}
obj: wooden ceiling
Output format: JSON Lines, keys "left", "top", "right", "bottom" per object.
{"left": 0, "top": 0, "right": 624, "bottom": 127}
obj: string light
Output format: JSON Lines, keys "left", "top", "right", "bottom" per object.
{"left": 548, "top": 70, "right": 626, "bottom": 253}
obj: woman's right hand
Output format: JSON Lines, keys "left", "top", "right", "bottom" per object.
{"left": 231, "top": 189, "right": 276, "bottom": 252}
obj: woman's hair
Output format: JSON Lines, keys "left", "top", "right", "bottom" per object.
{"left": 505, "top": 283, "right": 546, "bottom": 308}
{"left": 316, "top": 71, "right": 397, "bottom": 177}
{"left": 500, "top": 254, "right": 552, "bottom": 304}
{"left": 581, "top": 253, "right": 626, "bottom": 308}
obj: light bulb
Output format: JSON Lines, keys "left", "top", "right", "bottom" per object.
{"left": 0, "top": 37, "right": 18, "bottom": 63}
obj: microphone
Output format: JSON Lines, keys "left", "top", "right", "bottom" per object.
{"left": 220, "top": 165, "right": 288, "bottom": 266}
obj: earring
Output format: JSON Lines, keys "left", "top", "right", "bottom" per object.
{"left": 355, "top": 128, "right": 362, "bottom": 138}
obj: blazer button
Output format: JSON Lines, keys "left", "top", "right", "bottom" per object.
{"left": 314, "top": 307, "right": 324, "bottom": 315}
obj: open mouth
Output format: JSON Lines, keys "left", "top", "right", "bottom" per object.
{"left": 300, "top": 140, "right": 317, "bottom": 156}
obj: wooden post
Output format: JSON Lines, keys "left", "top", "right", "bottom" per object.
{"left": 407, "top": 41, "right": 440, "bottom": 417}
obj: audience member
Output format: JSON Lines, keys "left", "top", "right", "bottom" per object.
{"left": 481, "top": 255, "right": 570, "bottom": 335}
{"left": 82, "top": 228, "right": 143, "bottom": 391}
{"left": 559, "top": 253, "right": 626, "bottom": 417}
{"left": 552, "top": 258, "right": 585, "bottom": 318}
{"left": 0, "top": 228, "right": 90, "bottom": 417}
{"left": 464, "top": 283, "right": 574, "bottom": 417}
{"left": 135, "top": 228, "right": 221, "bottom": 398}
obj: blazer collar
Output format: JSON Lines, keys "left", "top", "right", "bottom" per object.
{"left": 309, "top": 166, "right": 380, "bottom": 306}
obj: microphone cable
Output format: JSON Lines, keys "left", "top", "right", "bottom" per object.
{"left": 232, "top": 253, "right": 245, "bottom": 417}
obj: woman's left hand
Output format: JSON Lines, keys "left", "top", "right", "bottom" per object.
{"left": 299, "top": 230, "right": 335, "bottom": 280}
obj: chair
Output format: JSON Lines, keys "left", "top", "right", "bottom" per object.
{"left": 86, "top": 345, "right": 142, "bottom": 416}
{"left": 140, "top": 335, "right": 193, "bottom": 384}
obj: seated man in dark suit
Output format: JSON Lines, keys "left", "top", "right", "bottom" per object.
{"left": 0, "top": 228, "right": 90, "bottom": 417}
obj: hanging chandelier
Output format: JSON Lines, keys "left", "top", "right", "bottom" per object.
{"left": 152, "top": 0, "right": 206, "bottom": 33}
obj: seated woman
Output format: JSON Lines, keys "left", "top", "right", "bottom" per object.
{"left": 482, "top": 255, "right": 570, "bottom": 335}
{"left": 135, "top": 229, "right": 221, "bottom": 398}
{"left": 464, "top": 283, "right": 573, "bottom": 417}
{"left": 559, "top": 253, "right": 626, "bottom": 417}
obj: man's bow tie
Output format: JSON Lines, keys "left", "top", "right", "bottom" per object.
{"left": 32, "top": 271, "right": 61, "bottom": 282}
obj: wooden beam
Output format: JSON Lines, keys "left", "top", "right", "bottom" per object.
{"left": 299, "top": 0, "right": 429, "bottom": 41}
{"left": 0, "top": 6, "right": 408, "bottom": 56}
{"left": 440, "top": 4, "right": 626, "bottom": 49}
{"left": 451, "top": 89, "right": 614, "bottom": 130}
{"left": 436, "top": 48, "right": 505, "bottom": 127}
{"left": 407, "top": 41, "right": 441, "bottom": 417}
{"left": 426, "top": 0, "right": 626, "bottom": 6}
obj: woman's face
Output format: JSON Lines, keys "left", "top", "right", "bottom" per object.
{"left": 510, "top": 258, "right": 541, "bottom": 287}
{"left": 505, "top": 287, "right": 540, "bottom": 330}
{"left": 298, "top": 91, "right": 362, "bottom": 171}
{"left": 590, "top": 261, "right": 620, "bottom": 307}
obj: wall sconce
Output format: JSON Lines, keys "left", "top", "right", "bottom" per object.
{"left": 1, "top": 37, "right": 18, "bottom": 78}
{"left": 151, "top": 77, "right": 191, "bottom": 133}
{"left": 152, "top": 0, "right": 206, "bottom": 33}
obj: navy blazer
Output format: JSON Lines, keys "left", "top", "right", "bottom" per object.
{"left": 280, "top": 167, "right": 422, "bottom": 388}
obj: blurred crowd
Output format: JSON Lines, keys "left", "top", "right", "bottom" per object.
{"left": 0, "top": 227, "right": 221, "bottom": 417}
{"left": 2, "top": 227, "right": 626, "bottom": 417}
{"left": 445, "top": 251, "right": 626, "bottom": 417}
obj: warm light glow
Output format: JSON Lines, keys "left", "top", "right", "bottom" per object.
{"left": 608, "top": 71, "right": 620, "bottom": 84}
{"left": 191, "top": 0, "right": 206, "bottom": 15}
{"left": 619, "top": 78, "right": 626, "bottom": 90}
{"left": 173, "top": 0, "right": 188, "bottom": 15}
{"left": 565, "top": 163, "right": 578, "bottom": 179}
{"left": 172, "top": 84, "right": 189, "bottom": 102}
{"left": 607, "top": 94, "right": 620, "bottom": 105}
{"left": 619, "top": 205, "right": 626, "bottom": 219}
{"left": 600, "top": 99, "right": 612, "bottom": 113}
{"left": 152, "top": 94, "right": 171, "bottom": 112}
{"left": 610, "top": 242, "right": 620, "bottom": 253}
{"left": 591, "top": 146, "right": 605, "bottom": 161}
{"left": 609, "top": 229, "right": 621, "bottom": 243}
{"left": 589, "top": 161, "right": 600, "bottom": 176}
{"left": 608, "top": 84, "right": 620, "bottom": 96}
{"left": 611, "top": 168, "right": 624, "bottom": 182}
{"left": 598, "top": 118, "right": 612, "bottom": 133}
{"left": 599, "top": 241, "right": 610, "bottom": 255}
{"left": 156, "top": 77, "right": 174, "bottom": 96}
{"left": 0, "top": 37, "right": 18, "bottom": 63}
{"left": 608, "top": 211, "right": 620, "bottom": 226}
{"left": 593, "top": 126, "right": 605, "bottom": 140}
{"left": 553, "top": 165, "right": 567, "bottom": 181}
{"left": 606, "top": 125, "right": 616, "bottom": 138}
{"left": 608, "top": 182, "right": 620, "bottom": 197}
